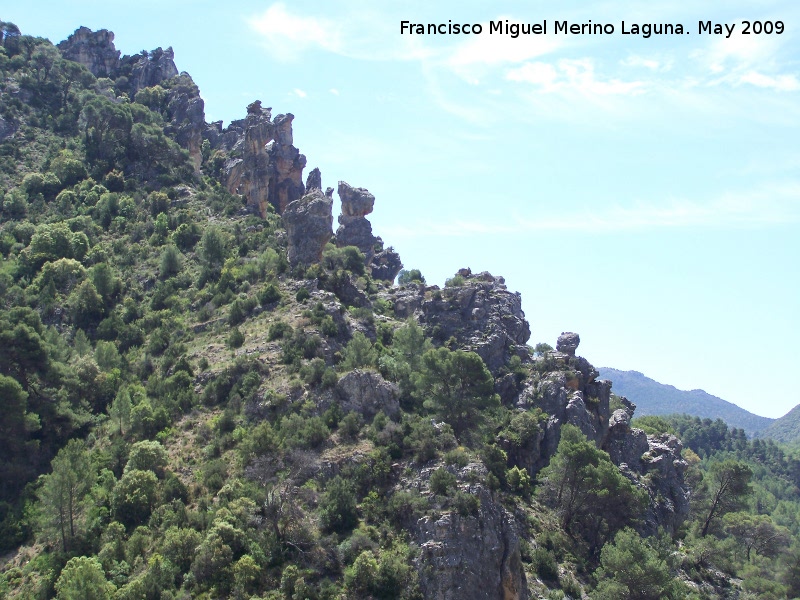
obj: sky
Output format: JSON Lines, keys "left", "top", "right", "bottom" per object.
{"left": 5, "top": 0, "right": 800, "bottom": 419}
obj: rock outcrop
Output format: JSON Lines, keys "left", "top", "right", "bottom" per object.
{"left": 415, "top": 480, "right": 528, "bottom": 600}
{"left": 160, "top": 74, "right": 205, "bottom": 170}
{"left": 57, "top": 27, "right": 120, "bottom": 77}
{"left": 282, "top": 190, "right": 333, "bottom": 267}
{"left": 58, "top": 28, "right": 204, "bottom": 168}
{"left": 305, "top": 167, "right": 322, "bottom": 193}
{"left": 119, "top": 46, "right": 179, "bottom": 97}
{"left": 210, "top": 101, "right": 306, "bottom": 217}
{"left": 419, "top": 269, "right": 531, "bottom": 377}
{"left": 335, "top": 369, "right": 399, "bottom": 419}
{"left": 512, "top": 334, "right": 690, "bottom": 534}
{"left": 370, "top": 245, "right": 403, "bottom": 282}
{"left": 556, "top": 332, "right": 580, "bottom": 356}
{"left": 335, "top": 181, "right": 378, "bottom": 263}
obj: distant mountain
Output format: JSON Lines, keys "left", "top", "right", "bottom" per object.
{"left": 598, "top": 368, "right": 773, "bottom": 437}
{"left": 757, "top": 405, "right": 800, "bottom": 443}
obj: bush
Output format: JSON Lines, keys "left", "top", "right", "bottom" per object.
{"left": 268, "top": 320, "right": 292, "bottom": 341}
{"left": 228, "top": 327, "right": 244, "bottom": 348}
{"left": 295, "top": 287, "right": 310, "bottom": 302}
{"left": 452, "top": 491, "right": 480, "bottom": 517}
{"left": 320, "top": 476, "right": 358, "bottom": 533}
{"left": 531, "top": 547, "right": 559, "bottom": 582}
{"left": 339, "top": 411, "right": 363, "bottom": 441}
{"left": 340, "top": 331, "right": 378, "bottom": 370}
{"left": 258, "top": 282, "right": 281, "bottom": 305}
{"left": 430, "top": 467, "right": 457, "bottom": 496}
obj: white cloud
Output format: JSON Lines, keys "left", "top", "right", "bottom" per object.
{"left": 293, "top": 88, "right": 307, "bottom": 98}
{"left": 507, "top": 59, "right": 646, "bottom": 96}
{"left": 738, "top": 71, "right": 800, "bottom": 91}
{"left": 329, "top": 88, "right": 340, "bottom": 96}
{"left": 248, "top": 3, "right": 434, "bottom": 62}
{"left": 621, "top": 55, "right": 672, "bottom": 72}
{"left": 248, "top": 3, "right": 343, "bottom": 60}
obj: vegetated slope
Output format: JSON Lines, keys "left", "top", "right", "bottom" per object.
{"left": 759, "top": 404, "right": 800, "bottom": 443}
{"left": 599, "top": 367, "right": 773, "bottom": 436}
{"left": 1, "top": 20, "right": 798, "bottom": 600}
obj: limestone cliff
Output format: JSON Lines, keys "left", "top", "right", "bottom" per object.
{"left": 207, "top": 101, "right": 307, "bottom": 217}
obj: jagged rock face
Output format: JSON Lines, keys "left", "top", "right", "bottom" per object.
{"left": 370, "top": 246, "right": 403, "bottom": 281}
{"left": 419, "top": 270, "right": 531, "bottom": 376}
{"left": 282, "top": 190, "right": 333, "bottom": 267}
{"left": 336, "top": 215, "right": 376, "bottom": 260}
{"left": 305, "top": 167, "right": 322, "bottom": 193}
{"left": 605, "top": 421, "right": 690, "bottom": 535}
{"left": 335, "top": 181, "right": 378, "bottom": 263}
{"left": 556, "top": 332, "right": 580, "bottom": 356}
{"left": 121, "top": 47, "right": 179, "bottom": 97}
{"left": 416, "top": 485, "right": 528, "bottom": 600}
{"left": 335, "top": 369, "right": 399, "bottom": 419}
{"left": 212, "top": 102, "right": 307, "bottom": 217}
{"left": 161, "top": 74, "right": 205, "bottom": 170}
{"left": 57, "top": 27, "right": 120, "bottom": 77}
{"left": 514, "top": 337, "right": 689, "bottom": 534}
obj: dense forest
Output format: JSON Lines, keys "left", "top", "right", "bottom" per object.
{"left": 1, "top": 20, "right": 800, "bottom": 600}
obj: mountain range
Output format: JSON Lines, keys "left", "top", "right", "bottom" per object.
{"left": 598, "top": 367, "right": 775, "bottom": 437}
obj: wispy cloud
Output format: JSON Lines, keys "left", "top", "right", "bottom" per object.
{"left": 248, "top": 3, "right": 343, "bottom": 60}
{"left": 384, "top": 183, "right": 800, "bottom": 237}
{"left": 507, "top": 59, "right": 646, "bottom": 96}
{"left": 292, "top": 88, "right": 307, "bottom": 98}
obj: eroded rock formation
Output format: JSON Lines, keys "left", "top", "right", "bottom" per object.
{"left": 336, "top": 181, "right": 378, "bottom": 262}
{"left": 57, "top": 27, "right": 120, "bottom": 77}
{"left": 413, "top": 468, "right": 528, "bottom": 600}
{"left": 282, "top": 190, "right": 333, "bottom": 267}
{"left": 418, "top": 269, "right": 531, "bottom": 376}
{"left": 512, "top": 333, "right": 690, "bottom": 534}
{"left": 210, "top": 101, "right": 306, "bottom": 217}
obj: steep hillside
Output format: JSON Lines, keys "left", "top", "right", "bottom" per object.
{"left": 599, "top": 367, "right": 773, "bottom": 436}
{"left": 1, "top": 21, "right": 799, "bottom": 600}
{"left": 759, "top": 404, "right": 800, "bottom": 443}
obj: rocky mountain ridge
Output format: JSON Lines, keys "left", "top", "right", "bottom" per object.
{"left": 0, "top": 24, "right": 708, "bottom": 599}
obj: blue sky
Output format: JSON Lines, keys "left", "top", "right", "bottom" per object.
{"left": 7, "top": 0, "right": 800, "bottom": 418}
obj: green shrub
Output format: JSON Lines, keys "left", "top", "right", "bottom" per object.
{"left": 452, "top": 491, "right": 480, "bottom": 517}
{"left": 430, "top": 467, "right": 457, "bottom": 496}
{"left": 295, "top": 287, "right": 310, "bottom": 302}
{"left": 258, "top": 282, "right": 281, "bottom": 305}
{"left": 320, "top": 476, "right": 358, "bottom": 533}
{"left": 268, "top": 320, "right": 292, "bottom": 341}
{"left": 228, "top": 327, "right": 244, "bottom": 348}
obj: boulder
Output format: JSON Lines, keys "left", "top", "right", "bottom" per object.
{"left": 282, "top": 190, "right": 332, "bottom": 266}
{"left": 420, "top": 271, "right": 531, "bottom": 375}
{"left": 556, "top": 332, "right": 580, "bottom": 356}
{"left": 338, "top": 181, "right": 375, "bottom": 217}
{"left": 124, "top": 46, "right": 179, "bottom": 96}
{"left": 335, "top": 369, "right": 399, "bottom": 419}
{"left": 370, "top": 246, "right": 403, "bottom": 282}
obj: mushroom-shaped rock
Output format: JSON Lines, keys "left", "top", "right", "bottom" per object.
{"left": 338, "top": 181, "right": 375, "bottom": 217}
{"left": 556, "top": 332, "right": 580, "bottom": 356}
{"left": 282, "top": 190, "right": 333, "bottom": 267}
